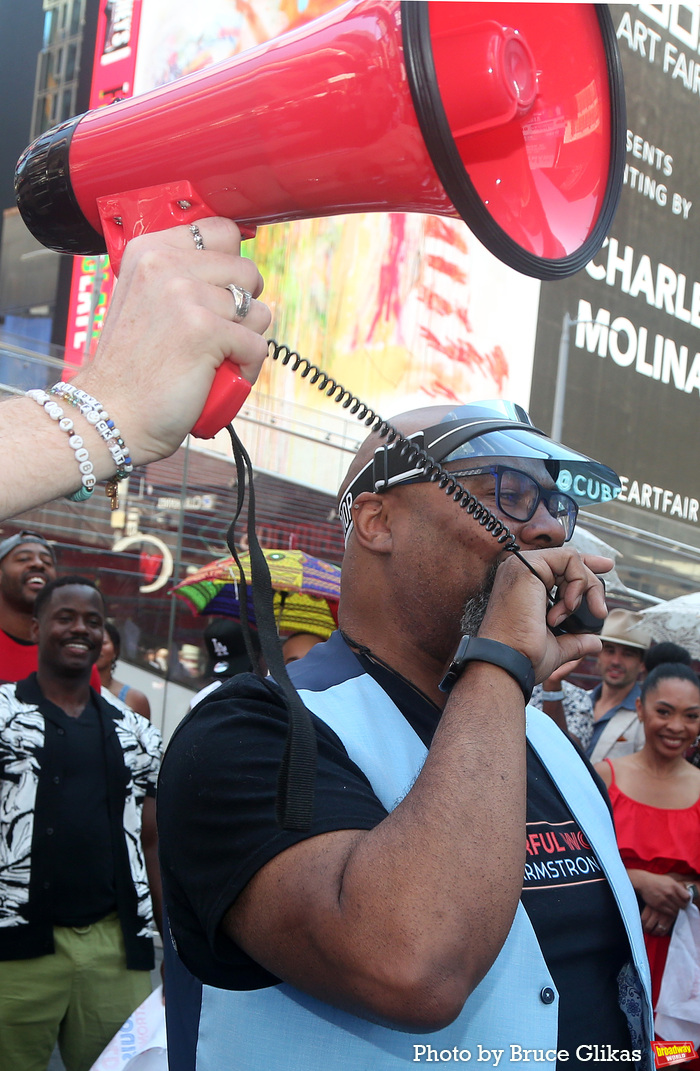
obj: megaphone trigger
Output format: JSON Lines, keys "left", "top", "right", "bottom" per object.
{"left": 191, "top": 361, "right": 252, "bottom": 440}
{"left": 96, "top": 180, "right": 257, "bottom": 276}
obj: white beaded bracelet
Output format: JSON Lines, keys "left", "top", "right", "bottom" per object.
{"left": 49, "top": 382, "right": 133, "bottom": 509}
{"left": 26, "top": 389, "right": 96, "bottom": 502}
{"left": 50, "top": 383, "right": 133, "bottom": 467}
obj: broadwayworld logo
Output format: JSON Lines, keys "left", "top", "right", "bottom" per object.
{"left": 653, "top": 1040, "right": 699, "bottom": 1068}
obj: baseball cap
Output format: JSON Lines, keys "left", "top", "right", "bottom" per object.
{"left": 0, "top": 530, "right": 56, "bottom": 564}
{"left": 204, "top": 618, "right": 261, "bottom": 677}
{"left": 339, "top": 400, "right": 621, "bottom": 538}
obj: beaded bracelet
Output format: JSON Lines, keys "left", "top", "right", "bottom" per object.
{"left": 50, "top": 382, "right": 132, "bottom": 468}
{"left": 26, "top": 389, "right": 97, "bottom": 502}
{"left": 49, "top": 383, "right": 133, "bottom": 510}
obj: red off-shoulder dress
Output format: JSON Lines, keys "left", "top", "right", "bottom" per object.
{"left": 604, "top": 758, "right": 700, "bottom": 1012}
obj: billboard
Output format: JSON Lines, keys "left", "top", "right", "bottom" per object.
{"left": 529, "top": 3, "right": 700, "bottom": 549}
{"left": 63, "top": 0, "right": 142, "bottom": 368}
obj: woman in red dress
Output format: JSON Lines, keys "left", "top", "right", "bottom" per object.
{"left": 596, "top": 662, "right": 700, "bottom": 1021}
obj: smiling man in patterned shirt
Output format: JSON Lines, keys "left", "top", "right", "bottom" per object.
{"left": 0, "top": 575, "right": 163, "bottom": 1071}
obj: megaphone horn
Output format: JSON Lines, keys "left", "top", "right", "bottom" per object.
{"left": 15, "top": 1, "right": 625, "bottom": 433}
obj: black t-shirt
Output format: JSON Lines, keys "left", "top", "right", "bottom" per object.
{"left": 158, "top": 636, "right": 634, "bottom": 1052}
{"left": 158, "top": 671, "right": 387, "bottom": 990}
{"left": 38, "top": 694, "right": 118, "bottom": 926}
{"left": 523, "top": 749, "right": 631, "bottom": 1062}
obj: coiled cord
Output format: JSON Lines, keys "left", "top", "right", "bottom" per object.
{"left": 268, "top": 339, "right": 520, "bottom": 551}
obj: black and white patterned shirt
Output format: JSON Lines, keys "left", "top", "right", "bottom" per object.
{"left": 0, "top": 674, "right": 162, "bottom": 969}
{"left": 530, "top": 679, "right": 594, "bottom": 750}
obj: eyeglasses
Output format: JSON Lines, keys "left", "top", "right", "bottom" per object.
{"left": 451, "top": 466, "right": 579, "bottom": 540}
{"left": 402, "top": 464, "right": 578, "bottom": 541}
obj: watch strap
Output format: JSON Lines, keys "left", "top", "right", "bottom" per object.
{"left": 439, "top": 635, "right": 535, "bottom": 702}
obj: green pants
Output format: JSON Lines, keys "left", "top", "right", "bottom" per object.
{"left": 0, "top": 913, "right": 152, "bottom": 1071}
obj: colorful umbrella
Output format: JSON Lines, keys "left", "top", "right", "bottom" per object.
{"left": 172, "top": 548, "right": 341, "bottom": 638}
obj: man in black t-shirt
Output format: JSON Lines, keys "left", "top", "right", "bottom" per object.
{"left": 158, "top": 402, "right": 653, "bottom": 1071}
{"left": 0, "top": 576, "right": 163, "bottom": 1071}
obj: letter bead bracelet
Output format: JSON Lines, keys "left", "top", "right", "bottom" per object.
{"left": 26, "top": 386, "right": 133, "bottom": 508}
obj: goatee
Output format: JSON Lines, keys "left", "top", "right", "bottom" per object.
{"left": 459, "top": 561, "right": 499, "bottom": 635}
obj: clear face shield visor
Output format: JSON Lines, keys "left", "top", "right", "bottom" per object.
{"left": 339, "top": 401, "right": 621, "bottom": 542}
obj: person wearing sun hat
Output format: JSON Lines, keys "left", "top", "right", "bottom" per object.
{"left": 587, "top": 608, "right": 654, "bottom": 763}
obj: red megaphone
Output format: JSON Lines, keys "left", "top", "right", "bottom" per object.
{"left": 15, "top": 1, "right": 625, "bottom": 437}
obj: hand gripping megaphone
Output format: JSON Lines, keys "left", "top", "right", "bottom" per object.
{"left": 15, "top": 1, "right": 625, "bottom": 437}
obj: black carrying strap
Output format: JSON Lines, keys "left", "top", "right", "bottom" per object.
{"left": 225, "top": 425, "right": 317, "bottom": 831}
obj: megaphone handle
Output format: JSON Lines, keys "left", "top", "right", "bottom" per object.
{"left": 191, "top": 366, "right": 252, "bottom": 439}
{"left": 97, "top": 181, "right": 257, "bottom": 439}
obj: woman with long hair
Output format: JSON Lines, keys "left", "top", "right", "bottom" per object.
{"left": 98, "top": 621, "right": 152, "bottom": 721}
{"left": 596, "top": 661, "right": 700, "bottom": 1013}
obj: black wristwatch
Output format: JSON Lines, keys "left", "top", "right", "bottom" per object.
{"left": 438, "top": 635, "right": 535, "bottom": 702}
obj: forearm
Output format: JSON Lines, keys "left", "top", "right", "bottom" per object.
{"left": 340, "top": 664, "right": 527, "bottom": 1013}
{"left": 232, "top": 662, "right": 527, "bottom": 1029}
{"left": 540, "top": 697, "right": 568, "bottom": 734}
{"left": 144, "top": 841, "right": 164, "bottom": 938}
{"left": 141, "top": 795, "right": 164, "bottom": 937}
{"left": 625, "top": 868, "right": 651, "bottom": 896}
{"left": 627, "top": 868, "right": 692, "bottom": 916}
{"left": 0, "top": 391, "right": 128, "bottom": 520}
{"left": 0, "top": 218, "right": 271, "bottom": 524}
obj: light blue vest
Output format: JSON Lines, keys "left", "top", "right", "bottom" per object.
{"left": 191, "top": 670, "right": 653, "bottom": 1071}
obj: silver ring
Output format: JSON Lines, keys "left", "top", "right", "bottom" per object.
{"left": 226, "top": 283, "right": 252, "bottom": 320}
{"left": 189, "top": 223, "right": 204, "bottom": 250}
